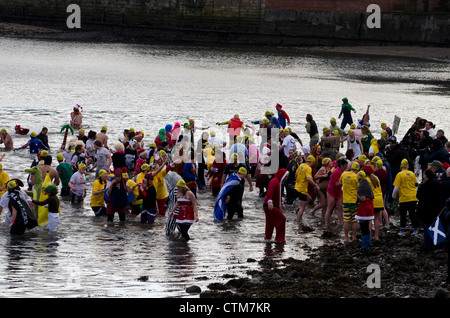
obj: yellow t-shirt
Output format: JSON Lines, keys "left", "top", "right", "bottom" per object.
{"left": 393, "top": 169, "right": 418, "bottom": 203}
{"left": 0, "top": 171, "right": 10, "bottom": 198}
{"left": 136, "top": 172, "right": 146, "bottom": 185}
{"left": 90, "top": 179, "right": 106, "bottom": 207}
{"left": 294, "top": 163, "right": 312, "bottom": 195}
{"left": 127, "top": 179, "right": 142, "bottom": 205}
{"left": 366, "top": 176, "right": 384, "bottom": 208}
{"left": 153, "top": 167, "right": 169, "bottom": 200}
{"left": 339, "top": 171, "right": 359, "bottom": 204}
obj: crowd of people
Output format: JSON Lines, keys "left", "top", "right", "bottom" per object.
{"left": 0, "top": 102, "right": 449, "bottom": 258}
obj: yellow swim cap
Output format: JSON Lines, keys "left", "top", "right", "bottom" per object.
{"left": 357, "top": 171, "right": 366, "bottom": 179}
{"left": 57, "top": 153, "right": 64, "bottom": 161}
{"left": 141, "top": 164, "right": 149, "bottom": 171}
{"left": 307, "top": 155, "right": 315, "bottom": 162}
{"left": 330, "top": 117, "right": 336, "bottom": 122}
{"left": 30, "top": 132, "right": 37, "bottom": 137}
{"left": 40, "top": 150, "right": 48, "bottom": 157}
{"left": 322, "top": 158, "right": 331, "bottom": 166}
{"left": 231, "top": 153, "right": 239, "bottom": 159}
{"left": 78, "top": 163, "right": 86, "bottom": 170}
{"left": 332, "top": 130, "right": 339, "bottom": 136}
{"left": 323, "top": 127, "right": 330, "bottom": 132}
{"left": 371, "top": 156, "right": 381, "bottom": 163}
{"left": 7, "top": 180, "right": 16, "bottom": 189}
{"left": 401, "top": 158, "right": 409, "bottom": 168}
{"left": 238, "top": 167, "right": 247, "bottom": 175}
{"left": 350, "top": 123, "right": 356, "bottom": 129}
{"left": 98, "top": 169, "right": 107, "bottom": 177}
{"left": 101, "top": 126, "right": 107, "bottom": 131}
{"left": 1, "top": 128, "right": 7, "bottom": 133}
{"left": 351, "top": 162, "right": 360, "bottom": 170}
{"left": 177, "top": 179, "right": 187, "bottom": 188}
{"left": 358, "top": 155, "right": 367, "bottom": 161}
{"left": 376, "top": 160, "right": 383, "bottom": 169}
{"left": 381, "top": 122, "right": 387, "bottom": 128}
{"left": 381, "top": 130, "right": 387, "bottom": 136}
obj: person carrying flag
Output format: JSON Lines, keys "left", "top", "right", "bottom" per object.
{"left": 214, "top": 167, "right": 249, "bottom": 220}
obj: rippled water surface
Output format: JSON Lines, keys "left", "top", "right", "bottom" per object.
{"left": 0, "top": 38, "right": 449, "bottom": 297}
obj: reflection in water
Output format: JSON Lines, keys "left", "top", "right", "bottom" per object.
{"left": 0, "top": 38, "right": 448, "bottom": 297}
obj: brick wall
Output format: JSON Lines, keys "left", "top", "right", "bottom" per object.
{"left": 265, "top": 0, "right": 448, "bottom": 12}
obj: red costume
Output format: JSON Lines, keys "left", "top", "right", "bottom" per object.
{"left": 263, "top": 168, "right": 289, "bottom": 243}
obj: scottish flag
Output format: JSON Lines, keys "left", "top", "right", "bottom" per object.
{"left": 427, "top": 216, "right": 446, "bottom": 245}
{"left": 213, "top": 173, "right": 241, "bottom": 221}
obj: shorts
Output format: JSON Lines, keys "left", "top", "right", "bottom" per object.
{"left": 131, "top": 203, "right": 143, "bottom": 215}
{"left": 92, "top": 206, "right": 106, "bottom": 217}
{"left": 374, "top": 207, "right": 384, "bottom": 214}
{"left": 106, "top": 203, "right": 126, "bottom": 215}
{"left": 293, "top": 190, "right": 308, "bottom": 202}
{"left": 70, "top": 191, "right": 84, "bottom": 204}
{"left": 343, "top": 203, "right": 358, "bottom": 223}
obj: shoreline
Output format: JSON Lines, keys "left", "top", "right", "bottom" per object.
{"left": 1, "top": 22, "right": 450, "bottom": 63}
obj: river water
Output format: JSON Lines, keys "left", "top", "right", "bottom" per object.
{"left": 0, "top": 38, "right": 449, "bottom": 298}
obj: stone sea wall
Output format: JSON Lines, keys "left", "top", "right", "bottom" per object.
{"left": 0, "top": 0, "right": 449, "bottom": 46}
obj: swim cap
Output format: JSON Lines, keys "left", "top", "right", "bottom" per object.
{"left": 238, "top": 167, "right": 247, "bottom": 175}
{"left": 234, "top": 114, "right": 239, "bottom": 118}
{"left": 265, "top": 111, "right": 271, "bottom": 117}
{"left": 7, "top": 180, "right": 16, "bottom": 189}
{"left": 401, "top": 159, "right": 409, "bottom": 168}
{"left": 350, "top": 123, "right": 356, "bottom": 129}
{"left": 40, "top": 150, "right": 48, "bottom": 158}
{"left": 358, "top": 155, "right": 367, "bottom": 161}
{"left": 130, "top": 128, "right": 135, "bottom": 132}
{"left": 98, "top": 169, "right": 107, "bottom": 177}
{"left": 210, "top": 131, "right": 216, "bottom": 137}
{"left": 381, "top": 122, "right": 387, "bottom": 128}
{"left": 322, "top": 158, "right": 331, "bottom": 166}
{"left": 30, "top": 132, "right": 37, "bottom": 137}
{"left": 283, "top": 128, "right": 290, "bottom": 134}
{"left": 287, "top": 127, "right": 292, "bottom": 132}
{"left": 101, "top": 126, "right": 107, "bottom": 131}
{"left": 363, "top": 165, "right": 374, "bottom": 175}
{"left": 348, "top": 129, "right": 354, "bottom": 134}
{"left": 44, "top": 184, "right": 58, "bottom": 195}
{"left": 332, "top": 130, "right": 339, "bottom": 136}
{"left": 78, "top": 163, "right": 86, "bottom": 170}
{"left": 57, "top": 153, "right": 64, "bottom": 161}
{"left": 1, "top": 128, "right": 6, "bottom": 133}
{"left": 351, "top": 162, "right": 360, "bottom": 170}
{"left": 371, "top": 138, "right": 377, "bottom": 144}
{"left": 231, "top": 153, "right": 239, "bottom": 160}
{"left": 323, "top": 127, "right": 330, "bottom": 132}
{"left": 371, "top": 156, "right": 381, "bottom": 163}
{"left": 150, "top": 143, "right": 156, "bottom": 148}
{"left": 160, "top": 150, "right": 166, "bottom": 157}
{"left": 357, "top": 171, "right": 366, "bottom": 179}
{"left": 376, "top": 160, "right": 383, "bottom": 169}
{"left": 79, "top": 129, "right": 85, "bottom": 133}
{"left": 177, "top": 179, "right": 187, "bottom": 188}
{"left": 381, "top": 130, "right": 387, "bottom": 136}
{"left": 307, "top": 155, "right": 315, "bottom": 162}
{"left": 141, "top": 164, "right": 149, "bottom": 171}
{"left": 330, "top": 117, "right": 336, "bottom": 123}
{"left": 188, "top": 119, "right": 194, "bottom": 124}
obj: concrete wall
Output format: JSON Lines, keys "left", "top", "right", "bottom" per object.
{"left": 0, "top": 0, "right": 449, "bottom": 46}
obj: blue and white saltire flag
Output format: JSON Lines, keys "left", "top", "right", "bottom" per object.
{"left": 427, "top": 216, "right": 446, "bottom": 245}
{"left": 213, "top": 173, "right": 241, "bottom": 221}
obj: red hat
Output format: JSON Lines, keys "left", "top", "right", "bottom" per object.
{"left": 275, "top": 103, "right": 282, "bottom": 109}
{"left": 137, "top": 149, "right": 146, "bottom": 155}
{"left": 363, "top": 165, "right": 374, "bottom": 175}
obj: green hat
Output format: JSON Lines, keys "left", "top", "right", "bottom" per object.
{"left": 44, "top": 184, "right": 58, "bottom": 195}
{"left": 428, "top": 160, "right": 442, "bottom": 168}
